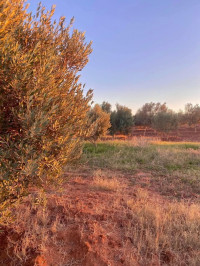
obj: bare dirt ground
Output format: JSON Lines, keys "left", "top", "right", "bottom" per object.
{"left": 0, "top": 170, "right": 170, "bottom": 266}
{"left": 1, "top": 142, "right": 200, "bottom": 266}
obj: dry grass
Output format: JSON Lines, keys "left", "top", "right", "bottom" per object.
{"left": 92, "top": 170, "right": 123, "bottom": 191}
{"left": 1, "top": 140, "right": 200, "bottom": 265}
{"left": 98, "top": 136, "right": 160, "bottom": 146}
{"left": 152, "top": 140, "right": 200, "bottom": 146}
{"left": 5, "top": 195, "right": 52, "bottom": 263}
{"left": 0, "top": 192, "right": 76, "bottom": 265}
{"left": 125, "top": 188, "right": 200, "bottom": 265}
{"left": 1, "top": 181, "right": 200, "bottom": 265}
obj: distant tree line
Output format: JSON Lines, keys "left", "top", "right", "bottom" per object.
{"left": 88, "top": 101, "right": 200, "bottom": 138}
{"left": 135, "top": 102, "right": 200, "bottom": 133}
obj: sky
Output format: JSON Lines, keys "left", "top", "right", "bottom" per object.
{"left": 28, "top": 0, "right": 200, "bottom": 113}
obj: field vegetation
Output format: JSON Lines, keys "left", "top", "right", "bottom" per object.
{"left": 1, "top": 140, "right": 199, "bottom": 265}
{"left": 0, "top": 1, "right": 200, "bottom": 266}
{"left": 83, "top": 141, "right": 200, "bottom": 200}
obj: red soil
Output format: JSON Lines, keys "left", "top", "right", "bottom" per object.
{"left": 0, "top": 174, "right": 139, "bottom": 266}
{"left": 1, "top": 170, "right": 195, "bottom": 265}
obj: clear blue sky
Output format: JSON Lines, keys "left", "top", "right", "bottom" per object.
{"left": 28, "top": 0, "right": 200, "bottom": 113}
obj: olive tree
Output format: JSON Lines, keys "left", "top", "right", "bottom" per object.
{"left": 152, "top": 111, "right": 178, "bottom": 133}
{"left": 184, "top": 103, "right": 200, "bottom": 131}
{"left": 0, "top": 0, "right": 93, "bottom": 213}
{"left": 88, "top": 104, "right": 111, "bottom": 142}
{"left": 110, "top": 104, "right": 133, "bottom": 135}
{"left": 135, "top": 102, "right": 168, "bottom": 126}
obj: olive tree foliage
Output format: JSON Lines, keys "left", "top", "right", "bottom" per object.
{"left": 101, "top": 101, "right": 112, "bottom": 113}
{"left": 0, "top": 0, "right": 94, "bottom": 211}
{"left": 177, "top": 111, "right": 185, "bottom": 125}
{"left": 135, "top": 102, "right": 168, "bottom": 126}
{"left": 184, "top": 103, "right": 200, "bottom": 128}
{"left": 110, "top": 104, "right": 134, "bottom": 135}
{"left": 88, "top": 104, "right": 111, "bottom": 142}
{"left": 152, "top": 111, "right": 178, "bottom": 133}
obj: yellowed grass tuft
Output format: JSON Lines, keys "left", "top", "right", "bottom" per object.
{"left": 92, "top": 170, "right": 123, "bottom": 191}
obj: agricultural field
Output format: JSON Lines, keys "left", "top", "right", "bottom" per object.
{"left": 1, "top": 1, "right": 200, "bottom": 266}
{"left": 1, "top": 140, "right": 200, "bottom": 265}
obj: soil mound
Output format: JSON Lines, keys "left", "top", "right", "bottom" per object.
{"left": 0, "top": 175, "right": 136, "bottom": 266}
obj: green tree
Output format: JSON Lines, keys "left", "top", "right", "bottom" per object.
{"left": 110, "top": 111, "right": 118, "bottom": 135}
{"left": 184, "top": 103, "right": 200, "bottom": 130}
{"left": 152, "top": 111, "right": 178, "bottom": 133}
{"left": 177, "top": 110, "right": 185, "bottom": 125}
{"left": 0, "top": 0, "right": 93, "bottom": 213}
{"left": 135, "top": 102, "right": 168, "bottom": 126}
{"left": 110, "top": 104, "right": 133, "bottom": 135}
{"left": 101, "top": 101, "right": 112, "bottom": 113}
{"left": 88, "top": 104, "right": 111, "bottom": 142}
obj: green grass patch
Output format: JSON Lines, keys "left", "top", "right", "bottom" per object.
{"left": 82, "top": 142, "right": 200, "bottom": 200}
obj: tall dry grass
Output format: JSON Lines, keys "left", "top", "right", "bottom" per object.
{"left": 125, "top": 189, "right": 200, "bottom": 265}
